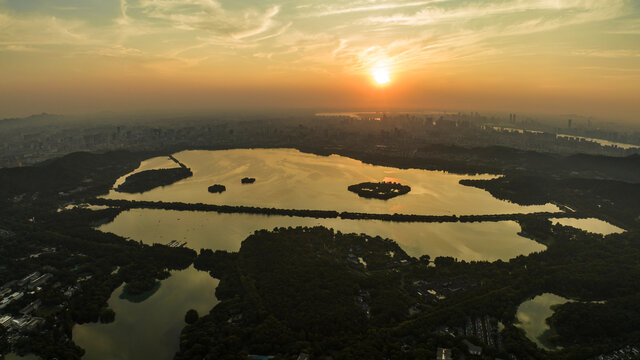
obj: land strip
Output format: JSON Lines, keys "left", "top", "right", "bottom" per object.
{"left": 89, "top": 198, "right": 582, "bottom": 224}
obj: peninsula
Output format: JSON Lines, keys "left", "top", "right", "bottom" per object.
{"left": 115, "top": 168, "right": 193, "bottom": 194}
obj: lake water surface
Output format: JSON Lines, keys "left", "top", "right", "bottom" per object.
{"left": 515, "top": 293, "right": 571, "bottom": 351}
{"left": 83, "top": 149, "right": 557, "bottom": 359}
{"left": 550, "top": 217, "right": 625, "bottom": 235}
{"left": 73, "top": 266, "right": 218, "bottom": 360}
{"left": 103, "top": 149, "right": 559, "bottom": 215}
{"left": 99, "top": 209, "right": 546, "bottom": 262}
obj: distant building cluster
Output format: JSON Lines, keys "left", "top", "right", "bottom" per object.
{"left": 0, "top": 272, "right": 53, "bottom": 343}
{"left": 464, "top": 315, "right": 501, "bottom": 350}
{"left": 414, "top": 279, "right": 477, "bottom": 304}
{"left": 593, "top": 345, "right": 640, "bottom": 360}
{"left": 1, "top": 112, "right": 638, "bottom": 168}
{"left": 432, "top": 314, "right": 507, "bottom": 360}
{"left": 0, "top": 237, "right": 106, "bottom": 354}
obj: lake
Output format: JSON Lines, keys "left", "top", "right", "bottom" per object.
{"left": 99, "top": 209, "right": 547, "bottom": 262}
{"left": 550, "top": 217, "right": 625, "bottom": 235}
{"left": 81, "top": 149, "right": 556, "bottom": 359}
{"left": 103, "top": 149, "right": 559, "bottom": 215}
{"left": 515, "top": 293, "right": 571, "bottom": 351}
{"left": 72, "top": 266, "right": 218, "bottom": 360}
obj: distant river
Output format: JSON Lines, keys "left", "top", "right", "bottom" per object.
{"left": 556, "top": 134, "right": 640, "bottom": 150}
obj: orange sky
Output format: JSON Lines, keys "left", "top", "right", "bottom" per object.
{"left": 1, "top": 0, "right": 639, "bottom": 121}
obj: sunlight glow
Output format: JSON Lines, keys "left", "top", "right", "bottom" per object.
{"left": 372, "top": 67, "right": 391, "bottom": 85}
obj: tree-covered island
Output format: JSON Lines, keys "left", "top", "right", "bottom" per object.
{"left": 208, "top": 184, "right": 226, "bottom": 193}
{"left": 348, "top": 181, "right": 411, "bottom": 200}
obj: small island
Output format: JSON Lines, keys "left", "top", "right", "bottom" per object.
{"left": 207, "top": 184, "right": 226, "bottom": 193}
{"left": 115, "top": 167, "right": 193, "bottom": 194}
{"left": 348, "top": 181, "right": 411, "bottom": 200}
{"left": 241, "top": 177, "right": 256, "bottom": 184}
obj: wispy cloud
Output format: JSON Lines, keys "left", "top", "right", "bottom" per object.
{"left": 323, "top": 0, "right": 629, "bottom": 73}
{"left": 573, "top": 49, "right": 640, "bottom": 58}
{"left": 361, "top": 0, "right": 623, "bottom": 27}
{"left": 1, "top": 44, "right": 39, "bottom": 52}
{"left": 301, "top": 1, "right": 444, "bottom": 17}
{"left": 0, "top": 0, "right": 638, "bottom": 78}
{"left": 0, "top": 13, "right": 89, "bottom": 46}
{"left": 133, "top": 0, "right": 282, "bottom": 39}
{"left": 606, "top": 19, "right": 640, "bottom": 34}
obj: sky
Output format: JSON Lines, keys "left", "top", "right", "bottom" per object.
{"left": 0, "top": 0, "right": 639, "bottom": 121}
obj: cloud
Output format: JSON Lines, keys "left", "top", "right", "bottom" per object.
{"left": 301, "top": 1, "right": 444, "bottom": 17}
{"left": 119, "top": 0, "right": 130, "bottom": 23}
{"left": 132, "top": 0, "right": 282, "bottom": 39}
{"left": 0, "top": 0, "right": 637, "bottom": 79}
{"left": 606, "top": 19, "right": 640, "bottom": 34}
{"left": 0, "top": 12, "right": 89, "bottom": 46}
{"left": 319, "top": 0, "right": 629, "bottom": 73}
{"left": 1, "top": 44, "right": 39, "bottom": 52}
{"left": 573, "top": 49, "right": 640, "bottom": 58}
{"left": 361, "top": 0, "right": 624, "bottom": 27}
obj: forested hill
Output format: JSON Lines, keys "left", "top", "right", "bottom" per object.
{"left": 0, "top": 151, "right": 154, "bottom": 216}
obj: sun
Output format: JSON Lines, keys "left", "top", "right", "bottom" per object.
{"left": 372, "top": 67, "right": 391, "bottom": 85}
